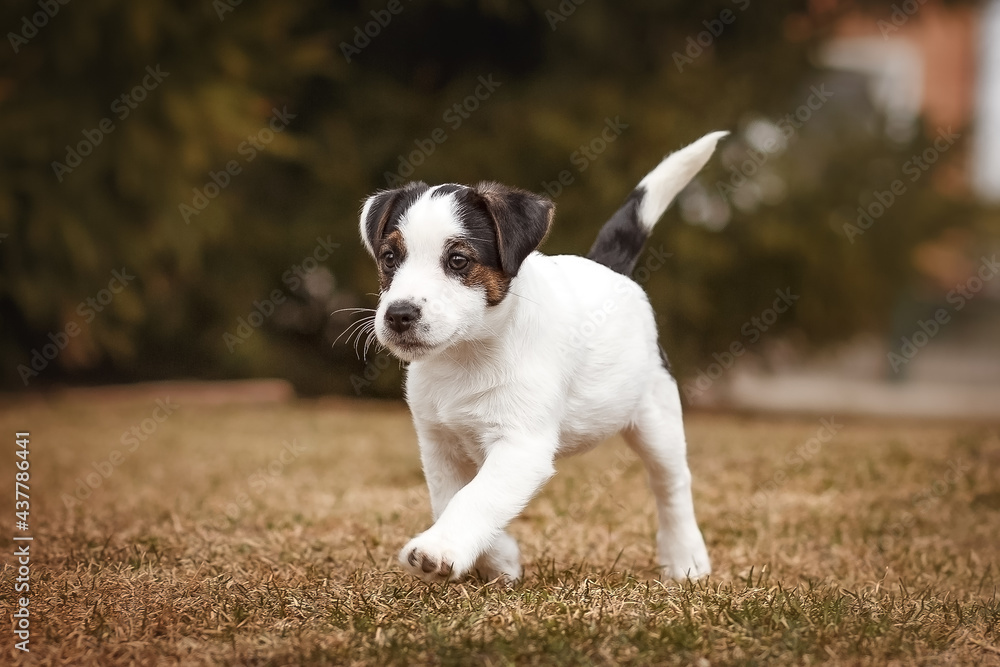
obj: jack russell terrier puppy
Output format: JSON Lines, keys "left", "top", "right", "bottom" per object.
{"left": 357, "top": 131, "right": 727, "bottom": 584}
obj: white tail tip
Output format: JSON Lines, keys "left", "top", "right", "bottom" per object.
{"left": 636, "top": 130, "right": 729, "bottom": 230}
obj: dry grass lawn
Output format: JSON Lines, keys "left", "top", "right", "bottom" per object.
{"left": 1, "top": 388, "right": 999, "bottom": 665}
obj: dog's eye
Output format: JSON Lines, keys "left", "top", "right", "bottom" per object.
{"left": 381, "top": 251, "right": 396, "bottom": 270}
{"left": 447, "top": 253, "right": 469, "bottom": 271}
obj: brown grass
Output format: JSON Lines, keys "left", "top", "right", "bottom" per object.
{"left": 1, "top": 390, "right": 999, "bottom": 665}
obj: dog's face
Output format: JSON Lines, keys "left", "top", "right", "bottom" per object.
{"left": 359, "top": 181, "right": 554, "bottom": 361}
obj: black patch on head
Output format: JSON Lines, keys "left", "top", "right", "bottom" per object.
{"left": 465, "top": 182, "right": 554, "bottom": 277}
{"left": 431, "top": 183, "right": 465, "bottom": 199}
{"left": 361, "top": 181, "right": 429, "bottom": 256}
{"left": 452, "top": 189, "right": 504, "bottom": 271}
{"left": 586, "top": 186, "right": 651, "bottom": 276}
{"left": 446, "top": 190, "right": 513, "bottom": 306}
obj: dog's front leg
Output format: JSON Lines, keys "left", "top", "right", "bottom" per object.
{"left": 415, "top": 423, "right": 479, "bottom": 522}
{"left": 400, "top": 434, "right": 556, "bottom": 583}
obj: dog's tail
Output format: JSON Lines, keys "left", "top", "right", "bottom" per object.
{"left": 586, "top": 131, "right": 728, "bottom": 275}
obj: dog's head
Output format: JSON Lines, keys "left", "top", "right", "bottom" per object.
{"left": 359, "top": 181, "right": 554, "bottom": 361}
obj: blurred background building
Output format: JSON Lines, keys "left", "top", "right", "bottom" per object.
{"left": 0, "top": 0, "right": 997, "bottom": 418}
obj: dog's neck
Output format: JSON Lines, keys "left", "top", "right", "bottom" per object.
{"left": 454, "top": 289, "right": 520, "bottom": 362}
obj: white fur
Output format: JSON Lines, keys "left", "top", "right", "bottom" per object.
{"left": 359, "top": 196, "right": 378, "bottom": 256}
{"left": 365, "top": 133, "right": 723, "bottom": 583}
{"left": 637, "top": 130, "right": 728, "bottom": 229}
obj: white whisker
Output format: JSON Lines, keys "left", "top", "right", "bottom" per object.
{"left": 442, "top": 348, "right": 474, "bottom": 376}
{"left": 333, "top": 316, "right": 376, "bottom": 346}
{"left": 363, "top": 330, "right": 379, "bottom": 361}
{"left": 355, "top": 324, "right": 376, "bottom": 357}
{"left": 331, "top": 307, "right": 377, "bottom": 316}
{"left": 349, "top": 323, "right": 374, "bottom": 350}
{"left": 507, "top": 290, "right": 540, "bottom": 306}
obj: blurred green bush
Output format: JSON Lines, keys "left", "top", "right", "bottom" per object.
{"left": 0, "top": 0, "right": 991, "bottom": 395}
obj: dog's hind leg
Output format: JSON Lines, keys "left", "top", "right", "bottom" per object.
{"left": 623, "top": 369, "right": 711, "bottom": 580}
{"left": 473, "top": 531, "right": 522, "bottom": 585}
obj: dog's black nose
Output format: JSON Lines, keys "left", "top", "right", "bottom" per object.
{"left": 385, "top": 301, "right": 420, "bottom": 333}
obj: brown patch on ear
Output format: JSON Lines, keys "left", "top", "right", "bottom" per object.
{"left": 463, "top": 263, "right": 512, "bottom": 306}
{"left": 376, "top": 229, "right": 406, "bottom": 291}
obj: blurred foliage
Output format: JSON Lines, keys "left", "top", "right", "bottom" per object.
{"left": 0, "top": 0, "right": 993, "bottom": 395}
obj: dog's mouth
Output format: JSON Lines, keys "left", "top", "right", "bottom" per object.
{"left": 379, "top": 332, "right": 439, "bottom": 360}
{"left": 390, "top": 341, "right": 438, "bottom": 361}
{"left": 394, "top": 339, "right": 432, "bottom": 353}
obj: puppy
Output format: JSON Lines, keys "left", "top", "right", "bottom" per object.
{"left": 358, "top": 131, "right": 727, "bottom": 583}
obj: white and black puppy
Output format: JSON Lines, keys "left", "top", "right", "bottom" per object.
{"left": 358, "top": 131, "right": 727, "bottom": 584}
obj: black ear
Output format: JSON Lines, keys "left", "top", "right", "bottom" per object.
{"left": 359, "top": 181, "right": 428, "bottom": 257}
{"left": 473, "top": 181, "right": 554, "bottom": 276}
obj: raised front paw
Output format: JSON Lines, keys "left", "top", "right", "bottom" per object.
{"left": 399, "top": 533, "right": 464, "bottom": 583}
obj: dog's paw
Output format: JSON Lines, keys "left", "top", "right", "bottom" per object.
{"left": 474, "top": 532, "right": 522, "bottom": 586}
{"left": 399, "top": 533, "right": 464, "bottom": 583}
{"left": 477, "top": 565, "right": 521, "bottom": 587}
{"left": 474, "top": 558, "right": 522, "bottom": 587}
{"left": 660, "top": 559, "right": 711, "bottom": 581}
{"left": 659, "top": 535, "right": 712, "bottom": 581}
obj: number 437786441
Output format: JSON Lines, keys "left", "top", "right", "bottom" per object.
{"left": 15, "top": 433, "right": 29, "bottom": 529}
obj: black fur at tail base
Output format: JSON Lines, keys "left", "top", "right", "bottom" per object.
{"left": 586, "top": 187, "right": 649, "bottom": 276}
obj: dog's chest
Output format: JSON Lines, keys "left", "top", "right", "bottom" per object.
{"left": 405, "top": 359, "right": 530, "bottom": 448}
